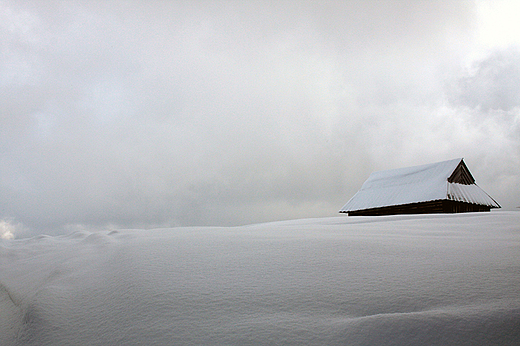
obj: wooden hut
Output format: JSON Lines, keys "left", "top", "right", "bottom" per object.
{"left": 339, "top": 158, "right": 500, "bottom": 216}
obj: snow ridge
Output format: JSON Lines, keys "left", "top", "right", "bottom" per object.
{"left": 1, "top": 212, "right": 519, "bottom": 345}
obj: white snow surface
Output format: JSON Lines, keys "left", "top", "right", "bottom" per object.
{"left": 1, "top": 212, "right": 519, "bottom": 345}
{"left": 340, "top": 158, "right": 500, "bottom": 212}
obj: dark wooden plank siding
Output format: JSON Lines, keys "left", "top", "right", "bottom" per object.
{"left": 344, "top": 200, "right": 491, "bottom": 216}
{"left": 448, "top": 160, "right": 475, "bottom": 185}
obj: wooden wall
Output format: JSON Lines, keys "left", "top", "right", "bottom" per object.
{"left": 345, "top": 200, "right": 491, "bottom": 216}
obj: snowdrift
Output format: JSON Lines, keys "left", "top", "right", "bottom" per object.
{"left": 1, "top": 212, "right": 519, "bottom": 345}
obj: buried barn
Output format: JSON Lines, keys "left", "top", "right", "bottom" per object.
{"left": 339, "top": 158, "right": 500, "bottom": 216}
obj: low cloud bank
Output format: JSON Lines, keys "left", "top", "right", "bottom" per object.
{"left": 0, "top": 220, "right": 18, "bottom": 240}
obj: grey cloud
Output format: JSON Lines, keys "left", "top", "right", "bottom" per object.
{"left": 452, "top": 48, "right": 520, "bottom": 111}
{"left": 1, "top": 1, "right": 519, "bottom": 236}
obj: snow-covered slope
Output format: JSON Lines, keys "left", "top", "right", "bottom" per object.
{"left": 1, "top": 212, "right": 519, "bottom": 345}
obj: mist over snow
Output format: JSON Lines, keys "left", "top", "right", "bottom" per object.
{"left": 0, "top": 220, "right": 16, "bottom": 240}
{"left": 1, "top": 213, "right": 519, "bottom": 345}
{"left": 1, "top": 0, "right": 520, "bottom": 236}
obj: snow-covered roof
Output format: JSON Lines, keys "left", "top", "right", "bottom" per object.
{"left": 340, "top": 158, "right": 500, "bottom": 212}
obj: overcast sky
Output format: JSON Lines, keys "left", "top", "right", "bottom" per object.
{"left": 1, "top": 0, "right": 519, "bottom": 238}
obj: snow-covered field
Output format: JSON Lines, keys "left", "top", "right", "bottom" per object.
{"left": 1, "top": 212, "right": 519, "bottom": 345}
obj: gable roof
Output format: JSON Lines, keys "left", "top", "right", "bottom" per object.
{"left": 339, "top": 158, "right": 500, "bottom": 213}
